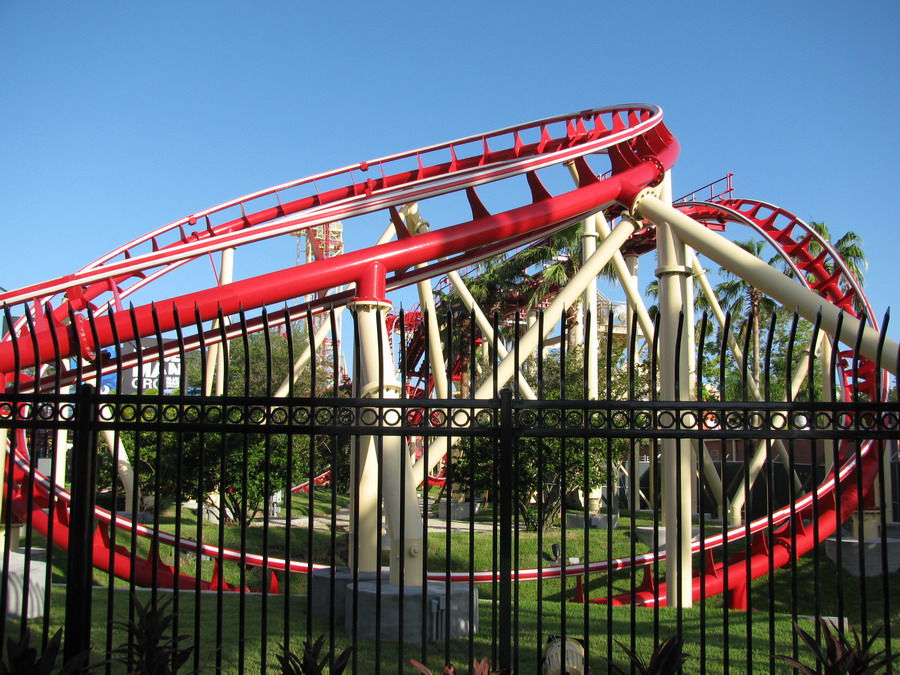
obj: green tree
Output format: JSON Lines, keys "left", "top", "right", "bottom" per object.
{"left": 452, "top": 337, "right": 649, "bottom": 532}
{"left": 441, "top": 220, "right": 617, "bottom": 393}
{"left": 98, "top": 323, "right": 341, "bottom": 526}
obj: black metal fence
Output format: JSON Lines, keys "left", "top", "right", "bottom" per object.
{"left": 1, "top": 305, "right": 898, "bottom": 673}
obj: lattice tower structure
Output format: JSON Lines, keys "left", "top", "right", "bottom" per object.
{"left": 291, "top": 222, "right": 347, "bottom": 382}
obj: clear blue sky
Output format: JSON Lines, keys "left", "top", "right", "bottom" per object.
{"left": 2, "top": 2, "right": 898, "bottom": 342}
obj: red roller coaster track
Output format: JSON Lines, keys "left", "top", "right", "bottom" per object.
{"left": 1, "top": 104, "right": 888, "bottom": 604}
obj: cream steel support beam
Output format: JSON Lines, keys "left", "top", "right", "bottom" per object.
{"left": 564, "top": 160, "right": 620, "bottom": 397}
{"left": 273, "top": 306, "right": 347, "bottom": 398}
{"left": 274, "top": 224, "right": 396, "bottom": 399}
{"left": 101, "top": 428, "right": 138, "bottom": 513}
{"left": 54, "top": 380, "right": 71, "bottom": 487}
{"left": 0, "top": 429, "right": 7, "bottom": 526}
{"left": 205, "top": 247, "right": 235, "bottom": 397}
{"left": 637, "top": 196, "right": 900, "bottom": 375}
{"left": 624, "top": 254, "right": 640, "bottom": 349}
{"left": 678, "top": 189, "right": 701, "bottom": 519}
{"left": 472, "top": 217, "right": 638, "bottom": 399}
{"left": 350, "top": 290, "right": 423, "bottom": 586}
{"left": 819, "top": 339, "right": 837, "bottom": 472}
{"left": 593, "top": 217, "right": 656, "bottom": 348}
{"left": 411, "top": 215, "right": 639, "bottom": 484}
{"left": 52, "top": 377, "right": 72, "bottom": 489}
{"left": 653, "top": 176, "right": 694, "bottom": 609}
{"left": 582, "top": 215, "right": 600, "bottom": 399}
{"left": 403, "top": 202, "right": 539, "bottom": 400}
{"left": 622, "top": 252, "right": 649, "bottom": 514}
{"left": 80, "top": 357, "right": 139, "bottom": 511}
{"left": 444, "top": 271, "right": 538, "bottom": 401}
{"left": 689, "top": 251, "right": 801, "bottom": 518}
{"left": 53, "top": 426, "right": 67, "bottom": 487}
{"left": 415, "top": 277, "right": 448, "bottom": 397}
{"left": 726, "top": 338, "right": 819, "bottom": 524}
{"left": 401, "top": 205, "right": 450, "bottom": 400}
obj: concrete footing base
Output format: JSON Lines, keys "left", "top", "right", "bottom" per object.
{"left": 634, "top": 526, "right": 700, "bottom": 549}
{"left": 310, "top": 567, "right": 390, "bottom": 624}
{"left": 1, "top": 550, "right": 47, "bottom": 620}
{"left": 345, "top": 581, "right": 478, "bottom": 643}
{"left": 436, "top": 501, "right": 483, "bottom": 521}
{"left": 825, "top": 537, "right": 900, "bottom": 577}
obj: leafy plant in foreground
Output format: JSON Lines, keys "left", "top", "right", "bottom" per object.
{"left": 0, "top": 628, "right": 90, "bottom": 675}
{"left": 605, "top": 634, "right": 690, "bottom": 674}
{"left": 771, "top": 618, "right": 899, "bottom": 674}
{"left": 274, "top": 636, "right": 351, "bottom": 674}
{"left": 109, "top": 593, "right": 194, "bottom": 674}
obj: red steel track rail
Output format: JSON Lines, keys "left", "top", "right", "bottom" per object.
{"left": 2, "top": 105, "right": 887, "bottom": 605}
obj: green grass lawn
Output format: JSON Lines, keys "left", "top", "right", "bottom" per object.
{"left": 7, "top": 487, "right": 898, "bottom": 673}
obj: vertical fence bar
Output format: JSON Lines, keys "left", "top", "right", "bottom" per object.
{"left": 43, "top": 303, "right": 66, "bottom": 649}
{"left": 0, "top": 307, "right": 20, "bottom": 649}
{"left": 64, "top": 383, "right": 98, "bottom": 664}
{"left": 171, "top": 307, "right": 188, "bottom": 661}
{"left": 718, "top": 312, "right": 730, "bottom": 674}
{"left": 260, "top": 310, "right": 273, "bottom": 674}
{"left": 512, "top": 310, "right": 521, "bottom": 674}
{"left": 467, "top": 309, "right": 478, "bottom": 671}
{"left": 696, "top": 311, "right": 710, "bottom": 675}
{"left": 19, "top": 306, "right": 41, "bottom": 637}
{"left": 534, "top": 313, "right": 545, "bottom": 675}
{"left": 192, "top": 307, "right": 208, "bottom": 675}
{"left": 237, "top": 309, "right": 251, "bottom": 672}
{"left": 213, "top": 309, "right": 229, "bottom": 673}
{"left": 498, "top": 386, "right": 513, "bottom": 672}
{"left": 490, "top": 311, "right": 500, "bottom": 665}
{"left": 442, "top": 309, "right": 453, "bottom": 666}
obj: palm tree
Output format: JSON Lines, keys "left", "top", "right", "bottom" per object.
{"left": 808, "top": 221, "right": 867, "bottom": 288}
{"left": 460, "top": 220, "right": 616, "bottom": 350}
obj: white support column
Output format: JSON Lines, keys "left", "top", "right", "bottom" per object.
{"left": 402, "top": 206, "right": 450, "bottom": 400}
{"left": 565, "top": 161, "right": 628, "bottom": 395}
{"left": 582, "top": 215, "right": 600, "bottom": 400}
{"left": 401, "top": 202, "right": 539, "bottom": 400}
{"left": 445, "top": 270, "right": 538, "bottom": 401}
{"left": 594, "top": 217, "right": 656, "bottom": 347}
{"left": 350, "top": 290, "right": 423, "bottom": 586}
{"left": 275, "top": 223, "right": 397, "bottom": 399}
{"left": 882, "top": 442, "right": 896, "bottom": 522}
{"left": 691, "top": 250, "right": 801, "bottom": 515}
{"left": 273, "top": 306, "right": 346, "bottom": 398}
{"left": 0, "top": 428, "right": 7, "bottom": 526}
{"left": 54, "top": 382, "right": 73, "bottom": 487}
{"left": 623, "top": 252, "right": 649, "bottom": 514}
{"left": 101, "top": 427, "right": 137, "bottom": 512}
{"left": 205, "top": 247, "right": 235, "bottom": 397}
{"left": 679, "top": 194, "right": 701, "bottom": 519}
{"left": 624, "top": 254, "right": 640, "bottom": 349}
{"left": 80, "top": 359, "right": 138, "bottom": 510}
{"left": 653, "top": 176, "right": 694, "bottom": 609}
{"left": 475, "top": 217, "right": 637, "bottom": 401}
{"left": 53, "top": 428, "right": 68, "bottom": 487}
{"left": 820, "top": 338, "right": 837, "bottom": 472}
